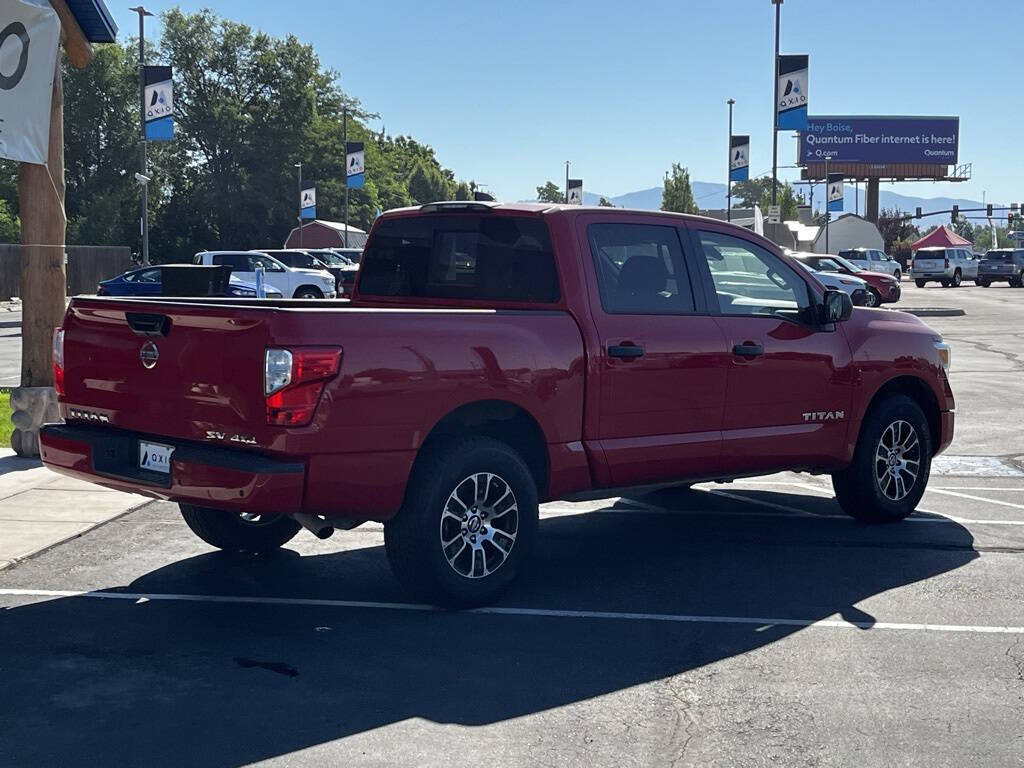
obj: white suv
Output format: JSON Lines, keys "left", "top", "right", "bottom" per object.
{"left": 837, "top": 248, "right": 903, "bottom": 282}
{"left": 193, "top": 251, "right": 337, "bottom": 298}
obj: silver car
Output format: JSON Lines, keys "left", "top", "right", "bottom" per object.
{"left": 837, "top": 248, "right": 904, "bottom": 282}
{"left": 794, "top": 260, "right": 872, "bottom": 306}
{"left": 910, "top": 246, "right": 979, "bottom": 288}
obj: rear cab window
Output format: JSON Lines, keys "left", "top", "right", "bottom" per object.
{"left": 358, "top": 214, "right": 560, "bottom": 303}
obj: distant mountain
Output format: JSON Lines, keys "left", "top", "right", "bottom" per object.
{"left": 582, "top": 182, "right": 991, "bottom": 223}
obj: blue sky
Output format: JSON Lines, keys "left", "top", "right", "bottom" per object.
{"left": 110, "top": 0, "right": 1016, "bottom": 204}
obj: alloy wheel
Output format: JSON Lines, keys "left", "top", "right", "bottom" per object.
{"left": 874, "top": 420, "right": 921, "bottom": 501}
{"left": 439, "top": 473, "right": 519, "bottom": 579}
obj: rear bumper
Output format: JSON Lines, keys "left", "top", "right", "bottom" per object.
{"left": 39, "top": 424, "right": 305, "bottom": 514}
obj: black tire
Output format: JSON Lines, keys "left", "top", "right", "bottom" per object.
{"left": 863, "top": 289, "right": 880, "bottom": 308}
{"left": 940, "top": 279, "right": 951, "bottom": 288}
{"left": 384, "top": 437, "right": 539, "bottom": 608}
{"left": 951, "top": 269, "right": 962, "bottom": 287}
{"left": 293, "top": 286, "right": 324, "bottom": 299}
{"left": 179, "top": 504, "right": 301, "bottom": 552}
{"left": 976, "top": 279, "right": 989, "bottom": 287}
{"left": 915, "top": 279, "right": 926, "bottom": 288}
{"left": 893, "top": 270, "right": 902, "bottom": 282}
{"left": 1013, "top": 273, "right": 1024, "bottom": 288}
{"left": 832, "top": 395, "right": 932, "bottom": 523}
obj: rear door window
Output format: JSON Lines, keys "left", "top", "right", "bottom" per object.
{"left": 212, "top": 254, "right": 249, "bottom": 270}
{"left": 587, "top": 223, "right": 695, "bottom": 314}
{"left": 359, "top": 214, "right": 559, "bottom": 302}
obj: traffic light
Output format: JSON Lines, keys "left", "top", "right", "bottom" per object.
{"left": 951, "top": 205, "right": 959, "bottom": 223}
{"left": 915, "top": 206, "right": 922, "bottom": 219}
{"left": 1009, "top": 212, "right": 1014, "bottom": 227}
{"left": 987, "top": 204, "right": 993, "bottom": 217}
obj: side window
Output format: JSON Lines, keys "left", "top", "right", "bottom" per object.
{"left": 212, "top": 254, "right": 246, "bottom": 270}
{"left": 138, "top": 269, "right": 161, "bottom": 283}
{"left": 587, "top": 223, "right": 695, "bottom": 314}
{"left": 249, "top": 255, "right": 284, "bottom": 272}
{"left": 696, "top": 230, "right": 811, "bottom": 318}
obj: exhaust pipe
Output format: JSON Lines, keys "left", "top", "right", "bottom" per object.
{"left": 293, "top": 513, "right": 335, "bottom": 539}
{"left": 292, "top": 513, "right": 364, "bottom": 539}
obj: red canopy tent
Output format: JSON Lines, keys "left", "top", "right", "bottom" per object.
{"left": 911, "top": 226, "right": 972, "bottom": 251}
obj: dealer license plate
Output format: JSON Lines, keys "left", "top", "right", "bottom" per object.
{"left": 139, "top": 441, "right": 174, "bottom": 474}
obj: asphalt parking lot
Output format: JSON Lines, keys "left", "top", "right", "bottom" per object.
{"left": 1, "top": 282, "right": 1023, "bottom": 767}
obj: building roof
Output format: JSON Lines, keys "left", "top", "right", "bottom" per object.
{"left": 911, "top": 225, "right": 972, "bottom": 251}
{"left": 65, "top": 0, "right": 118, "bottom": 43}
{"left": 305, "top": 219, "right": 367, "bottom": 235}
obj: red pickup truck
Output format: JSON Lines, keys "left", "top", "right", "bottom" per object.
{"left": 41, "top": 203, "right": 955, "bottom": 606}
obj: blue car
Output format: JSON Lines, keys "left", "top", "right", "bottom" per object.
{"left": 96, "top": 266, "right": 283, "bottom": 298}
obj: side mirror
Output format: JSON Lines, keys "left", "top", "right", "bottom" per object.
{"left": 820, "top": 289, "right": 853, "bottom": 324}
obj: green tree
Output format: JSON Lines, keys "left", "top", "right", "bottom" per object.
{"left": 951, "top": 215, "right": 975, "bottom": 243}
{"left": 454, "top": 181, "right": 472, "bottom": 201}
{"left": 730, "top": 177, "right": 801, "bottom": 220}
{"left": 974, "top": 225, "right": 1012, "bottom": 251}
{"left": 877, "top": 208, "right": 920, "bottom": 252}
{"left": 660, "top": 164, "right": 698, "bottom": 214}
{"left": 0, "top": 199, "right": 19, "bottom": 242}
{"left": 536, "top": 181, "right": 563, "bottom": 203}
{"left": 598, "top": 196, "right": 614, "bottom": 207}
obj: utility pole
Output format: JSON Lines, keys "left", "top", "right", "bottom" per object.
{"left": 295, "top": 162, "right": 303, "bottom": 248}
{"left": 565, "top": 161, "right": 570, "bottom": 204}
{"left": 727, "top": 99, "right": 735, "bottom": 222}
{"left": 771, "top": 0, "right": 782, "bottom": 207}
{"left": 343, "top": 106, "right": 349, "bottom": 248}
{"left": 130, "top": 6, "right": 153, "bottom": 265}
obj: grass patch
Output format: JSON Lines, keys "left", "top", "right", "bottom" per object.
{"left": 0, "top": 389, "right": 11, "bottom": 448}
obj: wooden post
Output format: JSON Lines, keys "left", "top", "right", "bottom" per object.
{"left": 11, "top": 3, "right": 92, "bottom": 456}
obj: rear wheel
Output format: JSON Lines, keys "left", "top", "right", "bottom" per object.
{"left": 951, "top": 269, "right": 962, "bottom": 287}
{"left": 1012, "top": 273, "right": 1024, "bottom": 288}
{"left": 384, "top": 437, "right": 538, "bottom": 608}
{"left": 832, "top": 395, "right": 931, "bottom": 523}
{"left": 179, "top": 504, "right": 301, "bottom": 552}
{"left": 915, "top": 279, "right": 926, "bottom": 288}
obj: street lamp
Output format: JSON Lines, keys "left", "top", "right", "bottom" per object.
{"left": 771, "top": 0, "right": 782, "bottom": 208}
{"left": 727, "top": 99, "right": 735, "bottom": 222}
{"left": 130, "top": 6, "right": 155, "bottom": 265}
{"left": 294, "top": 162, "right": 303, "bottom": 248}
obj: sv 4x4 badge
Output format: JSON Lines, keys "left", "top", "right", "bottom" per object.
{"left": 205, "top": 431, "right": 258, "bottom": 445}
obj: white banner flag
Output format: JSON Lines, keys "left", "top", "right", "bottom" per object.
{"left": 0, "top": 0, "right": 61, "bottom": 164}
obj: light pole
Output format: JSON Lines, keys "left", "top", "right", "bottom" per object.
{"left": 295, "top": 162, "right": 303, "bottom": 248}
{"left": 824, "top": 155, "right": 830, "bottom": 254}
{"left": 564, "top": 160, "right": 570, "bottom": 204}
{"left": 130, "top": 6, "right": 154, "bottom": 265}
{"left": 343, "top": 106, "right": 349, "bottom": 248}
{"left": 771, "top": 0, "right": 782, "bottom": 207}
{"left": 727, "top": 99, "right": 735, "bottom": 222}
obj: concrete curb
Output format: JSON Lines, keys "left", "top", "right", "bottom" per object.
{"left": 904, "top": 308, "right": 966, "bottom": 318}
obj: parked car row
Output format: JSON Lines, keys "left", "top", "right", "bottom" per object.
{"left": 788, "top": 251, "right": 901, "bottom": 307}
{"left": 838, "top": 248, "right": 905, "bottom": 282}
{"left": 97, "top": 267, "right": 285, "bottom": 299}
{"left": 908, "top": 247, "right": 1024, "bottom": 288}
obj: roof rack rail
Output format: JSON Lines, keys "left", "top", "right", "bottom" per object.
{"left": 418, "top": 201, "right": 498, "bottom": 213}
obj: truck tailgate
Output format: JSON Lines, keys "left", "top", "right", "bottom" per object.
{"left": 60, "top": 298, "right": 278, "bottom": 447}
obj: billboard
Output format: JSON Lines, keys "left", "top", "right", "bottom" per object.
{"left": 799, "top": 116, "right": 959, "bottom": 165}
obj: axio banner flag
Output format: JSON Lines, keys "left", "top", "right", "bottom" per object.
{"left": 143, "top": 66, "right": 174, "bottom": 141}
{"left": 567, "top": 179, "right": 583, "bottom": 205}
{"left": 300, "top": 180, "right": 316, "bottom": 219}
{"left": 799, "top": 116, "right": 960, "bottom": 165}
{"left": 777, "top": 54, "right": 808, "bottom": 132}
{"left": 827, "top": 173, "right": 844, "bottom": 213}
{"left": 346, "top": 141, "right": 364, "bottom": 189}
{"left": 0, "top": 0, "right": 61, "bottom": 164}
{"left": 729, "top": 135, "right": 749, "bottom": 182}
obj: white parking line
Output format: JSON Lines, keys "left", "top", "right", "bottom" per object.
{"left": 925, "top": 488, "right": 1024, "bottom": 511}
{"left": 1, "top": 588, "right": 1021, "bottom": 635}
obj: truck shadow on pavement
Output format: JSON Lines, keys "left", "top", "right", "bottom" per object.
{"left": 0, "top": 488, "right": 978, "bottom": 766}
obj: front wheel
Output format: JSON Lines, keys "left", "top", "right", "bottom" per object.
{"left": 893, "top": 270, "right": 902, "bottom": 282}
{"left": 862, "top": 289, "right": 879, "bottom": 307}
{"left": 293, "top": 286, "right": 324, "bottom": 299}
{"left": 915, "top": 279, "right": 927, "bottom": 288}
{"left": 385, "top": 437, "right": 539, "bottom": 608}
{"left": 832, "top": 395, "right": 932, "bottom": 523}
{"left": 179, "top": 504, "right": 301, "bottom": 552}
{"left": 1012, "top": 273, "right": 1024, "bottom": 288}
{"left": 977, "top": 279, "right": 990, "bottom": 287}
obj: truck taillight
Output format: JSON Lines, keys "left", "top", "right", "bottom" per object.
{"left": 265, "top": 347, "right": 342, "bottom": 426}
{"left": 944, "top": 257, "right": 950, "bottom": 268}
{"left": 53, "top": 328, "right": 65, "bottom": 396}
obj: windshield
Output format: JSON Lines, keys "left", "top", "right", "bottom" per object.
{"left": 829, "top": 254, "right": 863, "bottom": 273}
